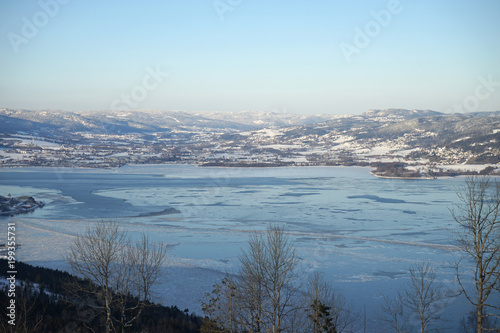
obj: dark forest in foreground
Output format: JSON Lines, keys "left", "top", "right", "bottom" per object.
{"left": 0, "top": 259, "right": 201, "bottom": 333}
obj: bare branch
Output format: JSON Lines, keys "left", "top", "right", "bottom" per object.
{"left": 65, "top": 220, "right": 166, "bottom": 332}
{"left": 452, "top": 176, "right": 500, "bottom": 333}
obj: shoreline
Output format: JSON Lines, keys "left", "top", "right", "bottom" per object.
{"left": 370, "top": 172, "right": 436, "bottom": 180}
{"left": 1, "top": 162, "right": 498, "bottom": 179}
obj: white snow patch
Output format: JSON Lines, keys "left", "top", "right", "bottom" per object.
{"left": 452, "top": 136, "right": 471, "bottom": 143}
{"left": 367, "top": 146, "right": 392, "bottom": 155}
{"left": 262, "top": 144, "right": 302, "bottom": 149}
{"left": 8, "top": 136, "right": 62, "bottom": 148}
{"left": 255, "top": 128, "right": 282, "bottom": 137}
{"left": 434, "top": 164, "right": 498, "bottom": 172}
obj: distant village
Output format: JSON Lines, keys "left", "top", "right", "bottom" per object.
{"left": 1, "top": 108, "right": 499, "bottom": 178}
{"left": 0, "top": 130, "right": 497, "bottom": 179}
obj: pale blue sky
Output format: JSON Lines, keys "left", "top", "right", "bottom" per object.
{"left": 1, "top": 0, "right": 499, "bottom": 115}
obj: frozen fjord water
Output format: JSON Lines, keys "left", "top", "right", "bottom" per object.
{"left": 0, "top": 165, "right": 483, "bottom": 330}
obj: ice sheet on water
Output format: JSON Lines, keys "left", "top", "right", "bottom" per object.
{"left": 1, "top": 166, "right": 482, "bottom": 331}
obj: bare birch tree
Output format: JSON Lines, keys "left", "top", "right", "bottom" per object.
{"left": 377, "top": 293, "right": 411, "bottom": 333}
{"left": 452, "top": 176, "right": 500, "bottom": 333}
{"left": 401, "top": 262, "right": 449, "bottom": 333}
{"left": 115, "top": 233, "right": 166, "bottom": 331}
{"left": 243, "top": 224, "right": 301, "bottom": 333}
{"left": 460, "top": 310, "right": 500, "bottom": 333}
{"left": 202, "top": 224, "right": 301, "bottom": 333}
{"left": 66, "top": 220, "right": 166, "bottom": 333}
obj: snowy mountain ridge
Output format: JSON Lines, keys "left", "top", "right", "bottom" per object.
{"left": 1, "top": 107, "right": 499, "bottom": 173}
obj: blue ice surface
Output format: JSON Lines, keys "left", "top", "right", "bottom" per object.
{"left": 1, "top": 165, "right": 491, "bottom": 331}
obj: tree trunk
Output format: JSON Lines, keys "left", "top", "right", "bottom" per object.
{"left": 477, "top": 292, "right": 482, "bottom": 333}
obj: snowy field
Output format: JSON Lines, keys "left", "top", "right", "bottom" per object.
{"left": 0, "top": 165, "right": 496, "bottom": 331}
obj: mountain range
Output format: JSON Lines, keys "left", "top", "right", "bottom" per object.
{"left": 3, "top": 107, "right": 497, "bottom": 135}
{"left": 1, "top": 107, "right": 499, "bottom": 170}
{"left": 0, "top": 108, "right": 345, "bottom": 135}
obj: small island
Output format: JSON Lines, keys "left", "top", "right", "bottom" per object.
{"left": 370, "top": 162, "right": 498, "bottom": 179}
{"left": 0, "top": 195, "right": 45, "bottom": 216}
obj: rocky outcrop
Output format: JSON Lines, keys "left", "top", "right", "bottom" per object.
{"left": 0, "top": 195, "right": 44, "bottom": 216}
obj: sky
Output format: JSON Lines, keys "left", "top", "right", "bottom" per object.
{"left": 0, "top": 0, "right": 499, "bottom": 115}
